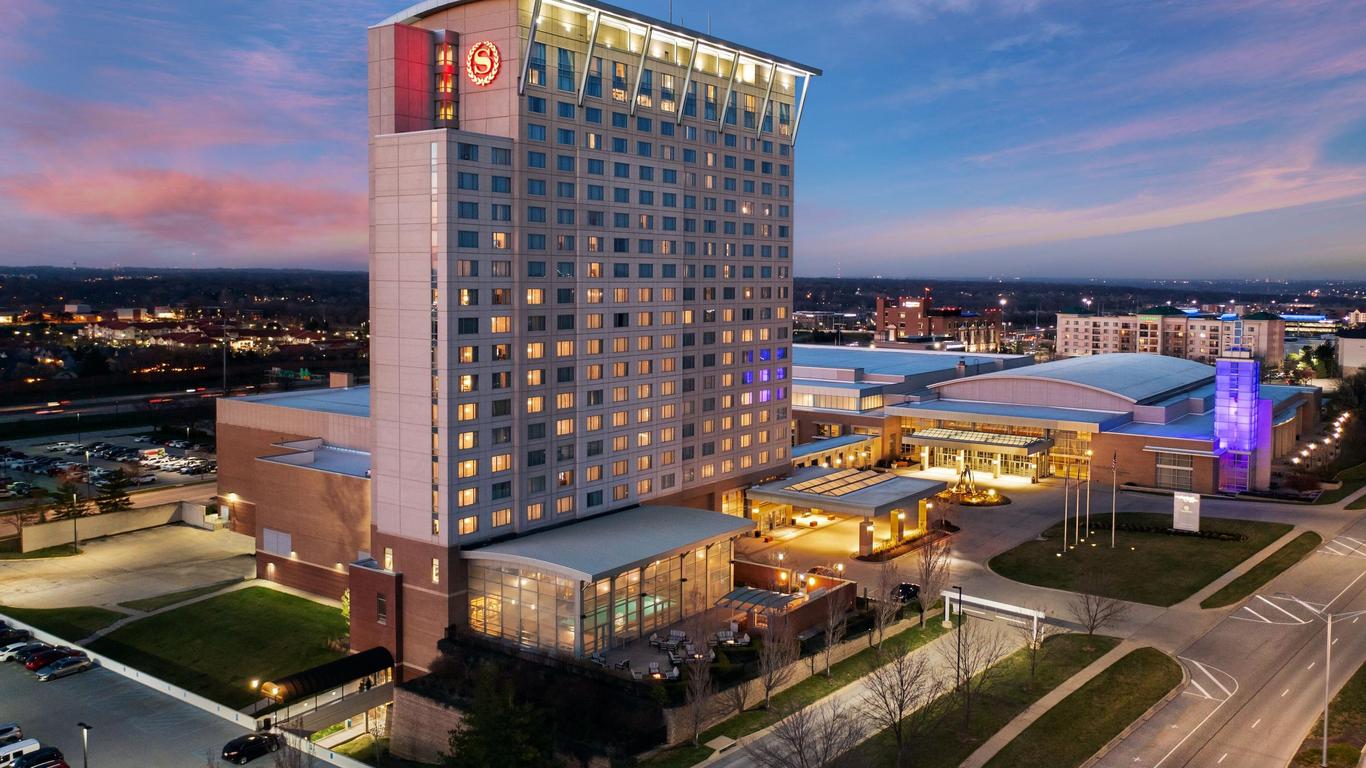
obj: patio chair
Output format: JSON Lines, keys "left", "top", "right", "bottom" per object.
{"left": 590, "top": 652, "right": 607, "bottom": 668}
{"left": 615, "top": 658, "right": 631, "bottom": 670}
{"left": 648, "top": 632, "right": 662, "bottom": 647}
{"left": 648, "top": 661, "right": 661, "bottom": 675}
{"left": 668, "top": 650, "right": 682, "bottom": 666}
{"left": 631, "top": 669, "right": 643, "bottom": 681}
{"left": 736, "top": 633, "right": 751, "bottom": 646}
{"left": 666, "top": 666, "right": 680, "bottom": 680}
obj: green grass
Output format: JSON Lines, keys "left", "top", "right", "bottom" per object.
{"left": 0, "top": 604, "right": 125, "bottom": 642}
{"left": 1348, "top": 493, "right": 1366, "bottom": 511}
{"left": 984, "top": 647, "right": 1182, "bottom": 768}
{"left": 330, "top": 735, "right": 438, "bottom": 768}
{"left": 118, "top": 579, "right": 242, "bottom": 612}
{"left": 989, "top": 513, "right": 1293, "bottom": 606}
{"left": 1201, "top": 531, "right": 1323, "bottom": 608}
{"left": 839, "top": 634, "right": 1121, "bottom": 768}
{"left": 88, "top": 587, "right": 346, "bottom": 708}
{"left": 0, "top": 540, "right": 81, "bottom": 559}
{"left": 1294, "top": 646, "right": 1366, "bottom": 767}
{"left": 1315, "top": 461, "right": 1366, "bottom": 506}
{"left": 642, "top": 614, "right": 956, "bottom": 767}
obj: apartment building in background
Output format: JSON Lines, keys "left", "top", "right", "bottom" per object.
{"left": 874, "top": 294, "right": 1002, "bottom": 352}
{"left": 1056, "top": 306, "right": 1285, "bottom": 367}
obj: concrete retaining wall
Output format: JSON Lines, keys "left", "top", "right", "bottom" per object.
{"left": 390, "top": 686, "right": 465, "bottom": 764}
{"left": 19, "top": 501, "right": 212, "bottom": 552}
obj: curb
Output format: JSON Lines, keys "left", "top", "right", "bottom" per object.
{"left": 1080, "top": 651, "right": 1188, "bottom": 768}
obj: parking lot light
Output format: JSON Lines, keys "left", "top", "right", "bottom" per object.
{"left": 77, "top": 722, "right": 92, "bottom": 768}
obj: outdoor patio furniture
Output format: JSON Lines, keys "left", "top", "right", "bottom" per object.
{"left": 666, "top": 666, "right": 680, "bottom": 680}
{"left": 670, "top": 629, "right": 687, "bottom": 642}
{"left": 631, "top": 669, "right": 643, "bottom": 681}
{"left": 668, "top": 650, "right": 682, "bottom": 666}
{"left": 648, "top": 632, "right": 662, "bottom": 647}
{"left": 614, "top": 658, "right": 631, "bottom": 670}
{"left": 648, "top": 661, "right": 661, "bottom": 675}
{"left": 590, "top": 652, "right": 607, "bottom": 668}
{"left": 736, "top": 633, "right": 751, "bottom": 646}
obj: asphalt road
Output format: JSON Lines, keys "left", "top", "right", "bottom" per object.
{"left": 1097, "top": 515, "right": 1366, "bottom": 768}
{"left": 0, "top": 654, "right": 257, "bottom": 767}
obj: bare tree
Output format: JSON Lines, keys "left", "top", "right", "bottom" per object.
{"left": 938, "top": 620, "right": 1009, "bottom": 730}
{"left": 683, "top": 659, "right": 717, "bottom": 746}
{"left": 820, "top": 591, "right": 848, "bottom": 677}
{"left": 720, "top": 679, "right": 749, "bottom": 717}
{"left": 270, "top": 739, "right": 312, "bottom": 768}
{"left": 916, "top": 536, "right": 951, "bottom": 619}
{"left": 873, "top": 561, "right": 903, "bottom": 651}
{"left": 1067, "top": 581, "right": 1130, "bottom": 636}
{"left": 859, "top": 648, "right": 946, "bottom": 768}
{"left": 745, "top": 699, "right": 867, "bottom": 768}
{"left": 758, "top": 615, "right": 798, "bottom": 709}
{"left": 1011, "top": 616, "right": 1065, "bottom": 684}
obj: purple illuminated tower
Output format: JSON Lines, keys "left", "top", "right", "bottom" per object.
{"left": 1214, "top": 321, "right": 1272, "bottom": 493}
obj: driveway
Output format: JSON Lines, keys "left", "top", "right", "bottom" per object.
{"left": 0, "top": 525, "right": 254, "bottom": 608}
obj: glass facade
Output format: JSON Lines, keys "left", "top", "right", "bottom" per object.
{"left": 467, "top": 562, "right": 577, "bottom": 655}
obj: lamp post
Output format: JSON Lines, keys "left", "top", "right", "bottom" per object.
{"left": 77, "top": 722, "right": 91, "bottom": 768}
{"left": 953, "top": 585, "right": 964, "bottom": 693}
{"left": 1085, "top": 449, "right": 1093, "bottom": 538}
{"left": 71, "top": 493, "right": 79, "bottom": 552}
{"left": 1061, "top": 461, "right": 1070, "bottom": 554}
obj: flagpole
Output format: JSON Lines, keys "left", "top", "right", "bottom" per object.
{"left": 1061, "top": 458, "right": 1069, "bottom": 554}
{"left": 1073, "top": 461, "right": 1080, "bottom": 545}
{"left": 1110, "top": 451, "right": 1118, "bottom": 549}
{"left": 1085, "top": 449, "right": 1093, "bottom": 537}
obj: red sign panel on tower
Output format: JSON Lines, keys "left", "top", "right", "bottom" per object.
{"left": 465, "top": 41, "right": 500, "bottom": 86}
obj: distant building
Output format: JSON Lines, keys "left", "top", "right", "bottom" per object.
{"left": 875, "top": 295, "right": 1002, "bottom": 352}
{"left": 116, "top": 308, "right": 147, "bottom": 322}
{"left": 0, "top": 309, "right": 16, "bottom": 324}
{"left": 63, "top": 303, "right": 91, "bottom": 315}
{"left": 1056, "top": 307, "right": 1285, "bottom": 367}
{"left": 1339, "top": 328, "right": 1366, "bottom": 377}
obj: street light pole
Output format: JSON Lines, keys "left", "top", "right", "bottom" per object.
{"left": 1061, "top": 462, "right": 1070, "bottom": 554}
{"left": 1073, "top": 461, "right": 1080, "bottom": 545}
{"left": 71, "top": 493, "right": 79, "bottom": 552}
{"left": 77, "top": 722, "right": 91, "bottom": 768}
{"left": 1323, "top": 612, "right": 1331, "bottom": 768}
{"left": 953, "top": 585, "right": 963, "bottom": 694}
{"left": 1085, "top": 449, "right": 1093, "bottom": 537}
{"left": 1111, "top": 456, "right": 1118, "bottom": 549}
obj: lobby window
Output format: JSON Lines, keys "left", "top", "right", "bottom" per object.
{"left": 458, "top": 515, "right": 478, "bottom": 535}
{"left": 382, "top": 547, "right": 394, "bottom": 571}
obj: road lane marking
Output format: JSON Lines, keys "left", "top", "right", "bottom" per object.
{"left": 1156, "top": 658, "right": 1241, "bottom": 768}
{"left": 1334, "top": 637, "right": 1340, "bottom": 645}
{"left": 1251, "top": 718, "right": 1261, "bottom": 729}
{"left": 1187, "top": 677, "right": 1213, "bottom": 700}
{"left": 1187, "top": 657, "right": 1234, "bottom": 699}
{"left": 1325, "top": 571, "right": 1366, "bottom": 611}
{"left": 1218, "top": 753, "right": 1228, "bottom": 764}
{"left": 1242, "top": 607, "right": 1271, "bottom": 623}
{"left": 1258, "top": 595, "right": 1311, "bottom": 623}
{"left": 1309, "top": 662, "right": 1316, "bottom": 670}
{"left": 1342, "top": 535, "right": 1366, "bottom": 547}
{"left": 1282, "top": 688, "right": 1290, "bottom": 697}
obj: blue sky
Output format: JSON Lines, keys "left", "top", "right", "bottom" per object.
{"left": 1, "top": 0, "right": 1364, "bottom": 278}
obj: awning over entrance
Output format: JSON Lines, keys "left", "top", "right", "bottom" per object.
{"left": 717, "top": 586, "right": 805, "bottom": 615}
{"left": 903, "top": 427, "right": 1053, "bottom": 456}
{"left": 746, "top": 466, "right": 945, "bottom": 517}
{"left": 461, "top": 505, "right": 754, "bottom": 581}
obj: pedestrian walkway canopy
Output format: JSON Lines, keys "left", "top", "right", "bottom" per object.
{"left": 903, "top": 427, "right": 1053, "bottom": 456}
{"left": 746, "top": 466, "right": 945, "bottom": 517}
{"left": 260, "top": 646, "right": 393, "bottom": 704}
{"left": 716, "top": 587, "right": 805, "bottom": 616}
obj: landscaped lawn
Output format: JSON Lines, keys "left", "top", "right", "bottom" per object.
{"left": 1294, "top": 647, "right": 1366, "bottom": 767}
{"left": 88, "top": 586, "right": 346, "bottom": 708}
{"left": 0, "top": 604, "right": 125, "bottom": 642}
{"left": 331, "top": 735, "right": 438, "bottom": 768}
{"left": 1317, "top": 461, "right": 1366, "bottom": 506}
{"left": 839, "top": 633, "right": 1120, "bottom": 768}
{"left": 1201, "top": 531, "right": 1323, "bottom": 608}
{"left": 984, "top": 646, "right": 1182, "bottom": 768}
{"left": 642, "top": 613, "right": 956, "bottom": 768}
{"left": 118, "top": 579, "right": 242, "bottom": 612}
{"left": 989, "top": 512, "right": 1293, "bottom": 606}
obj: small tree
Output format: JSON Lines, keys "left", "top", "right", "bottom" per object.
{"left": 95, "top": 470, "right": 134, "bottom": 515}
{"left": 916, "top": 536, "right": 951, "bottom": 619}
{"left": 859, "top": 648, "right": 945, "bottom": 768}
{"left": 938, "top": 620, "right": 1009, "bottom": 730}
{"left": 444, "top": 665, "right": 557, "bottom": 768}
{"left": 340, "top": 588, "right": 351, "bottom": 622}
{"left": 745, "top": 699, "right": 866, "bottom": 768}
{"left": 50, "top": 482, "right": 91, "bottom": 519}
{"left": 873, "top": 561, "right": 902, "bottom": 652}
{"left": 758, "top": 615, "right": 798, "bottom": 709}
{"left": 270, "top": 741, "right": 310, "bottom": 768}
{"left": 1012, "top": 615, "right": 1064, "bottom": 685}
{"left": 1068, "top": 576, "right": 1130, "bottom": 637}
{"left": 682, "top": 659, "right": 716, "bottom": 746}
{"left": 820, "top": 592, "right": 847, "bottom": 677}
{"left": 720, "top": 680, "right": 749, "bottom": 717}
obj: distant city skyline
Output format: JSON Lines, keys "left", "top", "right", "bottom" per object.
{"left": 1, "top": 0, "right": 1364, "bottom": 278}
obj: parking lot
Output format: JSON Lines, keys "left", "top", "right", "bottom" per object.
{"left": 0, "top": 429, "right": 216, "bottom": 511}
{"left": 0, "top": 653, "right": 258, "bottom": 767}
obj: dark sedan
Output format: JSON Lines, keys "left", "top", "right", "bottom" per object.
{"left": 221, "top": 733, "right": 281, "bottom": 764}
{"left": 0, "top": 628, "right": 32, "bottom": 646}
{"left": 11, "top": 644, "right": 54, "bottom": 664}
{"left": 13, "top": 746, "right": 65, "bottom": 768}
{"left": 892, "top": 582, "right": 922, "bottom": 604}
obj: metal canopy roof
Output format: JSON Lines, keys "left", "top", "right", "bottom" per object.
{"left": 904, "top": 427, "right": 1054, "bottom": 456}
{"left": 747, "top": 466, "right": 945, "bottom": 517}
{"left": 933, "top": 353, "right": 1214, "bottom": 404}
{"left": 461, "top": 505, "right": 753, "bottom": 581}
{"left": 717, "top": 586, "right": 804, "bottom": 615}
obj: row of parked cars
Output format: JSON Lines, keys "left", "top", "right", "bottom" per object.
{"left": 140, "top": 453, "right": 215, "bottom": 476}
{"left": 0, "top": 623, "right": 92, "bottom": 768}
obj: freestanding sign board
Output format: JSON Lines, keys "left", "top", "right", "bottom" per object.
{"left": 1173, "top": 492, "right": 1201, "bottom": 532}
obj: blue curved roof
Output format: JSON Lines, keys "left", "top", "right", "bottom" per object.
{"left": 934, "top": 353, "right": 1214, "bottom": 404}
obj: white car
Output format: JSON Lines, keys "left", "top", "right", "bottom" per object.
{"left": 0, "top": 642, "right": 41, "bottom": 662}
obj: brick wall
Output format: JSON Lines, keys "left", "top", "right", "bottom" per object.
{"left": 390, "top": 685, "right": 462, "bottom": 764}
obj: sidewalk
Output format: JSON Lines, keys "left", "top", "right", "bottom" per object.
{"left": 958, "top": 639, "right": 1138, "bottom": 768}
{"left": 1174, "top": 525, "right": 1307, "bottom": 610}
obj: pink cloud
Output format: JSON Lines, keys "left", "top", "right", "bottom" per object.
{"left": 0, "top": 168, "right": 365, "bottom": 252}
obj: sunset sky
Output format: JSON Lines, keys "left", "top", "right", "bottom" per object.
{"left": 2, "top": 0, "right": 1364, "bottom": 278}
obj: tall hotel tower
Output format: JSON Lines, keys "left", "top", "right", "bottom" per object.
{"left": 352, "top": 0, "right": 819, "bottom": 673}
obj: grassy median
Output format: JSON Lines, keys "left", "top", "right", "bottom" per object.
{"left": 839, "top": 634, "right": 1120, "bottom": 768}
{"left": 1201, "top": 531, "right": 1322, "bottom": 608}
{"left": 990, "top": 513, "right": 1292, "bottom": 606}
{"left": 88, "top": 586, "right": 346, "bottom": 708}
{"left": 984, "top": 647, "right": 1182, "bottom": 768}
{"left": 1295, "top": 653, "right": 1366, "bottom": 767}
{"left": 0, "top": 603, "right": 125, "bottom": 641}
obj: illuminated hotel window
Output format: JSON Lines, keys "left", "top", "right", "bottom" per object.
{"left": 431, "top": 558, "right": 440, "bottom": 584}
{"left": 383, "top": 547, "right": 394, "bottom": 571}
{"left": 557, "top": 495, "right": 574, "bottom": 514}
{"left": 457, "top": 431, "right": 477, "bottom": 450}
{"left": 458, "top": 515, "right": 478, "bottom": 535}
{"left": 526, "top": 502, "right": 544, "bottom": 521}
{"left": 457, "top": 459, "right": 478, "bottom": 479}
{"left": 492, "top": 508, "right": 512, "bottom": 527}
{"left": 491, "top": 454, "right": 511, "bottom": 473}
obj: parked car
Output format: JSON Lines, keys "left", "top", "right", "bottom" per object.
{"left": 0, "top": 739, "right": 41, "bottom": 768}
{"left": 0, "top": 630, "right": 31, "bottom": 647}
{"left": 24, "top": 649, "right": 81, "bottom": 672}
{"left": 132, "top": 474, "right": 157, "bottom": 485}
{"left": 892, "top": 582, "right": 922, "bottom": 604}
{"left": 9, "top": 644, "right": 52, "bottom": 665}
{"left": 0, "top": 724, "right": 21, "bottom": 746}
{"left": 806, "top": 565, "right": 840, "bottom": 578}
{"left": 12, "top": 746, "right": 63, "bottom": 768}
{"left": 221, "top": 733, "right": 281, "bottom": 764}
{"left": 0, "top": 642, "right": 48, "bottom": 663}
{"left": 35, "top": 656, "right": 96, "bottom": 682}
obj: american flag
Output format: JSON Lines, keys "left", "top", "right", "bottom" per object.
{"left": 1111, "top": 451, "right": 1118, "bottom": 470}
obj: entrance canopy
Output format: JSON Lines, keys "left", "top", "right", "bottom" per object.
{"left": 904, "top": 427, "right": 1053, "bottom": 456}
{"left": 717, "top": 586, "right": 805, "bottom": 615}
{"left": 461, "top": 505, "right": 753, "bottom": 582}
{"left": 747, "top": 466, "right": 945, "bottom": 517}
